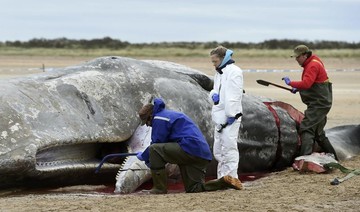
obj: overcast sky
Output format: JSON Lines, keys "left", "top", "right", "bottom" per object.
{"left": 1, "top": 0, "right": 359, "bottom": 43}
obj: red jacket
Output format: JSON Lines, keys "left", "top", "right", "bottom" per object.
{"left": 289, "top": 55, "right": 328, "bottom": 90}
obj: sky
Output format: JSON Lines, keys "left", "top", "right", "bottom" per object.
{"left": 1, "top": 0, "right": 359, "bottom": 43}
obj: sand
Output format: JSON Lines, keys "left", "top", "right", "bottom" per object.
{"left": 0, "top": 55, "right": 359, "bottom": 211}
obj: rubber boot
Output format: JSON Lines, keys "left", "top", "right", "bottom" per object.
{"left": 318, "top": 137, "right": 338, "bottom": 160}
{"left": 148, "top": 169, "right": 168, "bottom": 194}
{"left": 203, "top": 175, "right": 242, "bottom": 191}
{"left": 300, "top": 132, "right": 314, "bottom": 156}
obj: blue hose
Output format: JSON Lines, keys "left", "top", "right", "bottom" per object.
{"left": 95, "top": 152, "right": 138, "bottom": 173}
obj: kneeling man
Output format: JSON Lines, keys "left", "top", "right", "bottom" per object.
{"left": 137, "top": 97, "right": 242, "bottom": 194}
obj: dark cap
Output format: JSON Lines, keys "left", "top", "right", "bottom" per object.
{"left": 291, "top": 45, "right": 310, "bottom": 57}
{"left": 138, "top": 103, "right": 153, "bottom": 125}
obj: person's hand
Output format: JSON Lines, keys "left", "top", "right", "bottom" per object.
{"left": 291, "top": 88, "right": 298, "bottom": 94}
{"left": 227, "top": 117, "right": 236, "bottom": 125}
{"left": 282, "top": 77, "right": 291, "bottom": 85}
{"left": 212, "top": 93, "right": 219, "bottom": 105}
{"left": 136, "top": 152, "right": 144, "bottom": 161}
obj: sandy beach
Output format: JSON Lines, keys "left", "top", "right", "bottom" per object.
{"left": 0, "top": 55, "right": 359, "bottom": 211}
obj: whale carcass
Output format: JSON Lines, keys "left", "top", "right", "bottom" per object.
{"left": 0, "top": 56, "right": 359, "bottom": 191}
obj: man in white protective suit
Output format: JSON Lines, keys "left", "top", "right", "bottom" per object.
{"left": 209, "top": 46, "right": 243, "bottom": 179}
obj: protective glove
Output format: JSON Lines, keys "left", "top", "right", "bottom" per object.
{"left": 136, "top": 152, "right": 144, "bottom": 161}
{"left": 145, "top": 161, "right": 151, "bottom": 168}
{"left": 282, "top": 77, "right": 291, "bottom": 85}
{"left": 212, "top": 93, "right": 219, "bottom": 105}
{"left": 291, "top": 88, "right": 298, "bottom": 94}
{"left": 227, "top": 117, "right": 236, "bottom": 125}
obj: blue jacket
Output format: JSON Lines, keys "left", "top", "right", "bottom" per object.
{"left": 140, "top": 98, "right": 212, "bottom": 165}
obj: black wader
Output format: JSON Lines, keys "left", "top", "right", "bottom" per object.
{"left": 149, "top": 142, "right": 209, "bottom": 193}
{"left": 149, "top": 143, "right": 242, "bottom": 193}
{"left": 299, "top": 82, "right": 338, "bottom": 160}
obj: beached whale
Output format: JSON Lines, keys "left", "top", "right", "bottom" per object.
{"left": 0, "top": 56, "right": 358, "bottom": 191}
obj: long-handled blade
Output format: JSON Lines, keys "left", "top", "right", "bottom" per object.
{"left": 256, "top": 79, "right": 293, "bottom": 92}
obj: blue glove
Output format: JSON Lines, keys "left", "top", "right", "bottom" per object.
{"left": 212, "top": 93, "right": 219, "bottom": 104}
{"left": 145, "top": 161, "right": 151, "bottom": 168}
{"left": 291, "top": 88, "right": 298, "bottom": 94}
{"left": 282, "top": 77, "right": 291, "bottom": 85}
{"left": 227, "top": 117, "right": 236, "bottom": 125}
{"left": 136, "top": 152, "right": 144, "bottom": 161}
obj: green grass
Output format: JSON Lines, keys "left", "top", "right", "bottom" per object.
{"left": 0, "top": 47, "right": 359, "bottom": 58}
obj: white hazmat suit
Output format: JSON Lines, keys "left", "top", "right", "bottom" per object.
{"left": 209, "top": 62, "right": 243, "bottom": 179}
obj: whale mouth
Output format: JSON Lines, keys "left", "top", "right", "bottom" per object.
{"left": 35, "top": 142, "right": 129, "bottom": 172}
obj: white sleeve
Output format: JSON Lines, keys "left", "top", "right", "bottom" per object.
{"left": 209, "top": 73, "right": 220, "bottom": 101}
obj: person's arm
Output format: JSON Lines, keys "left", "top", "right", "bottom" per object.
{"left": 139, "top": 146, "right": 150, "bottom": 165}
{"left": 138, "top": 118, "right": 170, "bottom": 165}
{"left": 151, "top": 117, "right": 171, "bottom": 144}
{"left": 209, "top": 73, "right": 220, "bottom": 103}
{"left": 290, "top": 65, "right": 318, "bottom": 90}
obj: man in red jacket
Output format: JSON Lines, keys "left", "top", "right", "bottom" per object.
{"left": 282, "top": 45, "right": 338, "bottom": 160}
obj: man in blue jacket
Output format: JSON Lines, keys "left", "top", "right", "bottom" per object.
{"left": 137, "top": 98, "right": 242, "bottom": 194}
